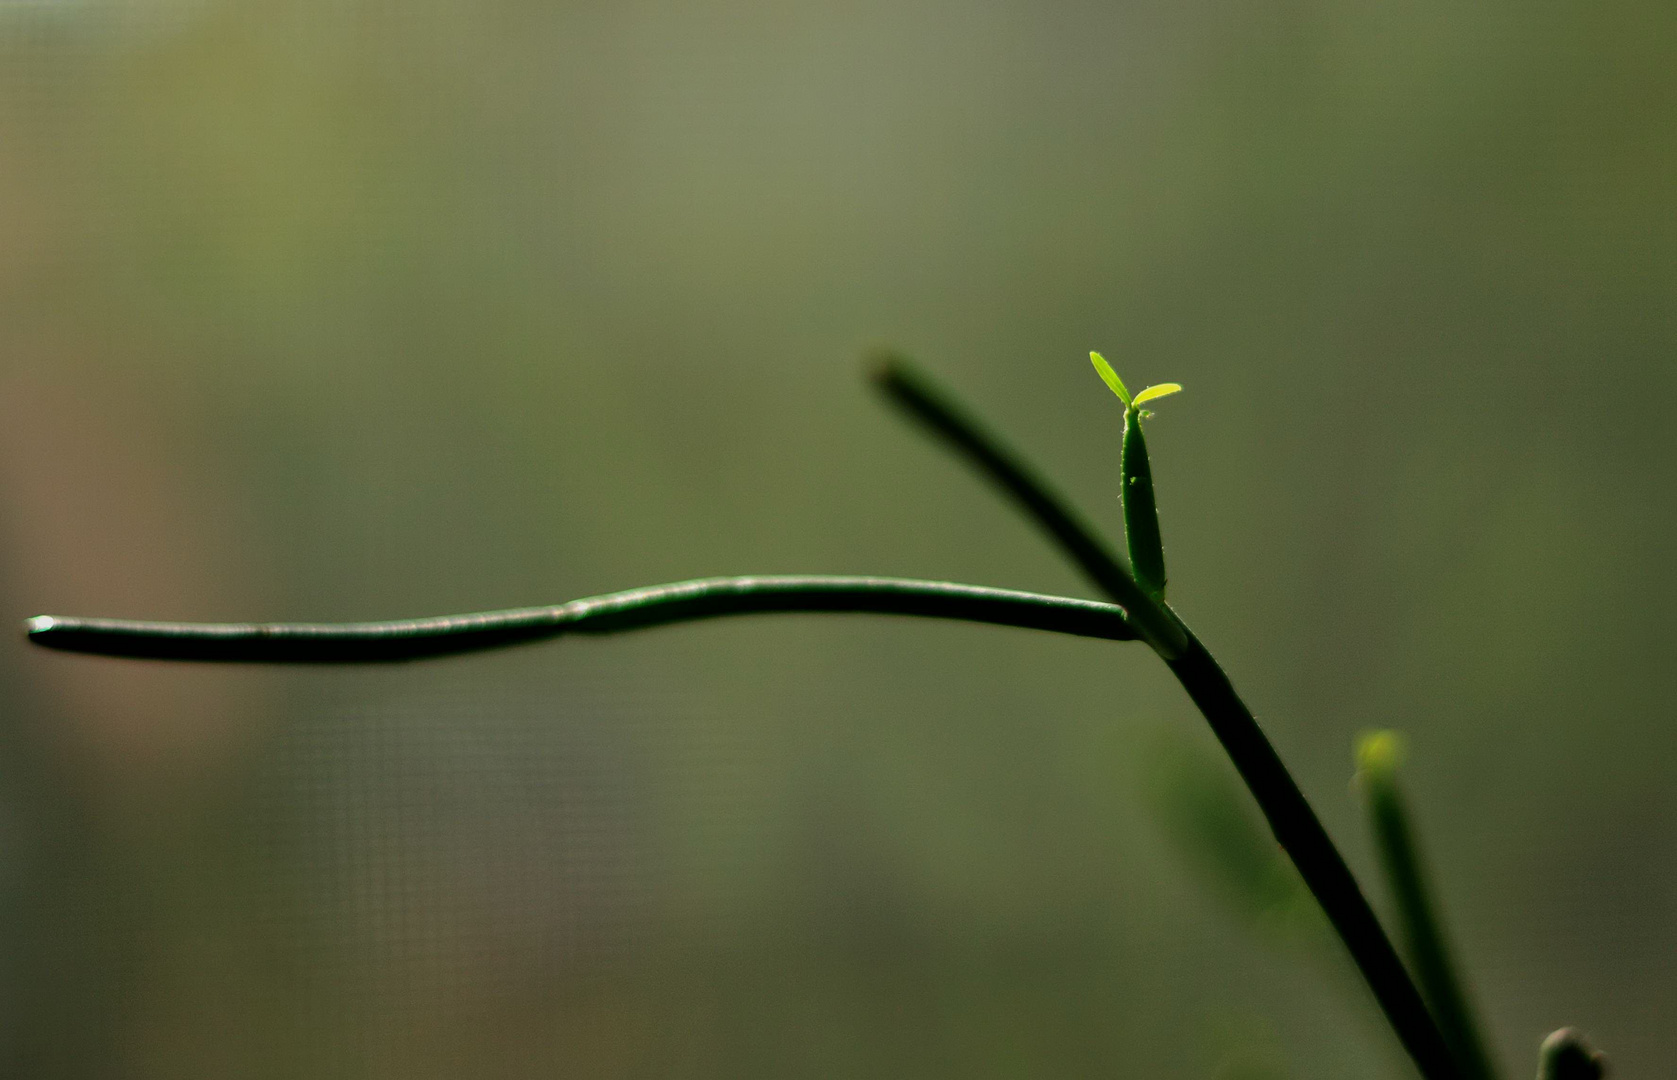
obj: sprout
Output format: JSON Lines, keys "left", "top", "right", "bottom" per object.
{"left": 1089, "top": 352, "right": 1183, "bottom": 598}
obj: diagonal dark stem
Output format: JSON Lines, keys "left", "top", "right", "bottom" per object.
{"left": 873, "top": 356, "right": 1461, "bottom": 1080}
{"left": 24, "top": 575, "right": 1136, "bottom": 663}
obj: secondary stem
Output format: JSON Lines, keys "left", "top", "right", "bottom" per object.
{"left": 1360, "top": 737, "right": 1500, "bottom": 1080}
{"left": 1166, "top": 638, "right": 1461, "bottom": 1080}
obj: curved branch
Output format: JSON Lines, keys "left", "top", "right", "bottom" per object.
{"left": 24, "top": 575, "right": 1136, "bottom": 663}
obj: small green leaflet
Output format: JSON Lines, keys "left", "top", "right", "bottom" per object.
{"left": 1089, "top": 352, "right": 1131, "bottom": 406}
{"left": 1133, "top": 383, "right": 1183, "bottom": 406}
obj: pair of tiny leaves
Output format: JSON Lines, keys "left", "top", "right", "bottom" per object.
{"left": 1090, "top": 351, "right": 1181, "bottom": 413}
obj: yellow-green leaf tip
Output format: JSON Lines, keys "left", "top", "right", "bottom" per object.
{"left": 1132, "top": 383, "right": 1183, "bottom": 407}
{"left": 1356, "top": 730, "right": 1406, "bottom": 776}
{"left": 1089, "top": 352, "right": 1131, "bottom": 405}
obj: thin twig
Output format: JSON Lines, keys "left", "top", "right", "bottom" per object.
{"left": 24, "top": 575, "right": 1136, "bottom": 662}
{"left": 1358, "top": 734, "right": 1501, "bottom": 1080}
{"left": 872, "top": 355, "right": 1460, "bottom": 1080}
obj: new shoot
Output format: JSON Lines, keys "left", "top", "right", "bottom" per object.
{"left": 1090, "top": 351, "right": 1180, "bottom": 599}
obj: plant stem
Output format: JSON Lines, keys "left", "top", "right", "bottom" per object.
{"left": 1358, "top": 734, "right": 1501, "bottom": 1080}
{"left": 873, "top": 356, "right": 1460, "bottom": 1080}
{"left": 23, "top": 359, "right": 1461, "bottom": 1080}
{"left": 871, "top": 356, "right": 1187, "bottom": 658}
{"left": 24, "top": 575, "right": 1136, "bottom": 662}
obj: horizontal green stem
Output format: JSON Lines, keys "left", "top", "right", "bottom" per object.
{"left": 874, "top": 357, "right": 1460, "bottom": 1080}
{"left": 24, "top": 575, "right": 1137, "bottom": 663}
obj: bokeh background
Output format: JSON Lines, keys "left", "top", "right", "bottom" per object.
{"left": 0, "top": 0, "right": 1673, "bottom": 1076}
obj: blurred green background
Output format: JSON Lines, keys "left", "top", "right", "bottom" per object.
{"left": 0, "top": 0, "right": 1673, "bottom": 1075}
